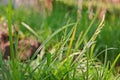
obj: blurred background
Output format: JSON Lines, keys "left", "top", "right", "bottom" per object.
{"left": 0, "top": 0, "right": 120, "bottom": 64}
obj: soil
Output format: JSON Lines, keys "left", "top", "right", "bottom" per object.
{"left": 0, "top": 22, "right": 40, "bottom": 62}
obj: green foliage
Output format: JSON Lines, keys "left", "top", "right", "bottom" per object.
{"left": 0, "top": 1, "right": 120, "bottom": 80}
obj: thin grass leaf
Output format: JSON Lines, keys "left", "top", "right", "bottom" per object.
{"left": 67, "top": 22, "right": 77, "bottom": 56}
{"left": 46, "top": 52, "right": 51, "bottom": 66}
{"left": 7, "top": 0, "right": 14, "bottom": 61}
{"left": 96, "top": 48, "right": 117, "bottom": 58}
{"left": 75, "top": 31, "right": 83, "bottom": 50}
{"left": 109, "top": 53, "right": 120, "bottom": 73}
{"left": 90, "top": 44, "right": 96, "bottom": 58}
{"left": 21, "top": 22, "right": 39, "bottom": 38}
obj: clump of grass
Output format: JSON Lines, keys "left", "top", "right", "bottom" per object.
{"left": 0, "top": 1, "right": 120, "bottom": 80}
{"left": 0, "top": 16, "right": 119, "bottom": 80}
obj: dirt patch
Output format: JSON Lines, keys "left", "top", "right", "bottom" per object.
{"left": 0, "top": 23, "right": 40, "bottom": 62}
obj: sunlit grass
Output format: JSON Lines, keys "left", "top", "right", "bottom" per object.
{"left": 0, "top": 1, "right": 120, "bottom": 80}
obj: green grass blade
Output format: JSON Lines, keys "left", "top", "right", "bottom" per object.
{"left": 67, "top": 22, "right": 77, "bottom": 56}
{"left": 7, "top": 0, "right": 14, "bottom": 60}
{"left": 21, "top": 22, "right": 39, "bottom": 39}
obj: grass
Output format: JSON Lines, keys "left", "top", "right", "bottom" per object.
{"left": 7, "top": 0, "right": 14, "bottom": 60}
{"left": 0, "top": 1, "right": 120, "bottom": 80}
